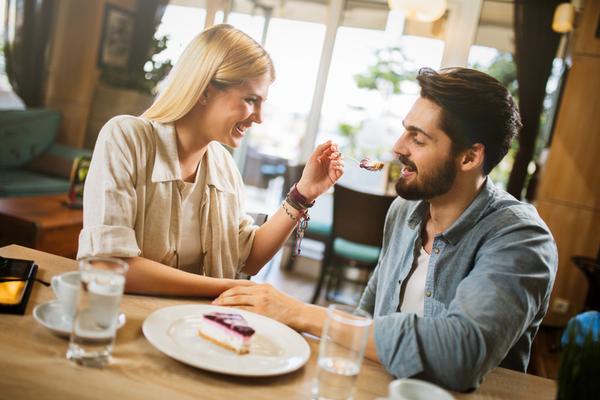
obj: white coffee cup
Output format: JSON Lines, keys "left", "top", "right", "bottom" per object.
{"left": 376, "top": 379, "right": 454, "bottom": 400}
{"left": 51, "top": 271, "right": 80, "bottom": 319}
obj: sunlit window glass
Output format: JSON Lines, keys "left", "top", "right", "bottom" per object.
{"left": 154, "top": 3, "right": 207, "bottom": 64}
{"left": 319, "top": 5, "right": 445, "bottom": 193}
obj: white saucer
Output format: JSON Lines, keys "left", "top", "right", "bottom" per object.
{"left": 33, "top": 300, "right": 126, "bottom": 337}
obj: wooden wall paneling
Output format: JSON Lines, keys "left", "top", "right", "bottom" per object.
{"left": 573, "top": 0, "right": 600, "bottom": 56}
{"left": 536, "top": 55, "right": 600, "bottom": 210}
{"left": 44, "top": 0, "right": 137, "bottom": 148}
{"left": 536, "top": 1, "right": 600, "bottom": 327}
{"left": 537, "top": 200, "right": 600, "bottom": 326}
{"left": 44, "top": 0, "right": 105, "bottom": 147}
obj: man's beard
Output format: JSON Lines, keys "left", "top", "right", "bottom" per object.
{"left": 395, "top": 153, "right": 458, "bottom": 201}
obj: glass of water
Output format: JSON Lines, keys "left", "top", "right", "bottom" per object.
{"left": 66, "top": 257, "right": 128, "bottom": 367}
{"left": 313, "top": 304, "right": 372, "bottom": 400}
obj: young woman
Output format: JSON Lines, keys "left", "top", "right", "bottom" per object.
{"left": 78, "top": 24, "right": 343, "bottom": 297}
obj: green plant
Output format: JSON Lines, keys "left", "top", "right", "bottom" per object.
{"left": 100, "top": 34, "right": 172, "bottom": 95}
{"left": 474, "top": 52, "right": 518, "bottom": 100}
{"left": 336, "top": 46, "right": 416, "bottom": 157}
{"left": 353, "top": 46, "right": 416, "bottom": 95}
{"left": 556, "top": 323, "right": 600, "bottom": 400}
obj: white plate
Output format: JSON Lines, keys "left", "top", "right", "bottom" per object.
{"left": 33, "top": 300, "right": 126, "bottom": 337}
{"left": 142, "top": 304, "right": 311, "bottom": 377}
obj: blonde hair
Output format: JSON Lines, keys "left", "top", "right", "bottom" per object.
{"left": 142, "top": 24, "right": 275, "bottom": 122}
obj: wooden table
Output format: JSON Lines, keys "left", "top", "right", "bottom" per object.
{"left": 0, "top": 245, "right": 558, "bottom": 400}
{"left": 0, "top": 194, "right": 82, "bottom": 259}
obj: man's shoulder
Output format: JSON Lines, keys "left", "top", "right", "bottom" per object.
{"left": 484, "top": 186, "right": 550, "bottom": 233}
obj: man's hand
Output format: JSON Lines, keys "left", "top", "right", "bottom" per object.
{"left": 212, "top": 283, "right": 305, "bottom": 329}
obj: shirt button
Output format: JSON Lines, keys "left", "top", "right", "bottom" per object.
{"left": 433, "top": 247, "right": 440, "bottom": 254}
{"left": 425, "top": 290, "right": 432, "bottom": 297}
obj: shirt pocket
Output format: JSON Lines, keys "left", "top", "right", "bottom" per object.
{"left": 426, "top": 298, "right": 448, "bottom": 317}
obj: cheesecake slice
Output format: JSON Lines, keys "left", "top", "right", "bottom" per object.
{"left": 198, "top": 311, "right": 255, "bottom": 354}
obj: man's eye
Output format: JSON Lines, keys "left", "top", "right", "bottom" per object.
{"left": 411, "top": 133, "right": 424, "bottom": 145}
{"left": 245, "top": 98, "right": 256, "bottom": 105}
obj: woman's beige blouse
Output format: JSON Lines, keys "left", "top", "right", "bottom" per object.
{"left": 77, "top": 115, "right": 258, "bottom": 278}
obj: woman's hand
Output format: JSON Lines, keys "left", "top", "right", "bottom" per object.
{"left": 295, "top": 141, "right": 344, "bottom": 201}
{"left": 212, "top": 283, "right": 305, "bottom": 329}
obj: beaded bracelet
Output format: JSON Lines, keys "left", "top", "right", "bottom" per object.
{"left": 281, "top": 199, "right": 310, "bottom": 255}
{"left": 281, "top": 200, "right": 299, "bottom": 221}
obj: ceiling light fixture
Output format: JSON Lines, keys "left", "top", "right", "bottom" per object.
{"left": 387, "top": 0, "right": 448, "bottom": 23}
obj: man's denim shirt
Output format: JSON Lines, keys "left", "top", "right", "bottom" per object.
{"left": 358, "top": 178, "right": 557, "bottom": 391}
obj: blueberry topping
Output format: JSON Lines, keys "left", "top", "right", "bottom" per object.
{"left": 204, "top": 312, "right": 255, "bottom": 337}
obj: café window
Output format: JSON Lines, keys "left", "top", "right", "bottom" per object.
{"left": 227, "top": 0, "right": 328, "bottom": 165}
{"left": 154, "top": 0, "right": 208, "bottom": 64}
{"left": 318, "top": 2, "right": 446, "bottom": 193}
{"left": 467, "top": 0, "right": 517, "bottom": 189}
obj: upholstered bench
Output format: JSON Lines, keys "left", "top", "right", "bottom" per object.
{"left": 0, "top": 109, "right": 91, "bottom": 197}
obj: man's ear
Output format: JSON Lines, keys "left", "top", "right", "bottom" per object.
{"left": 459, "top": 143, "right": 485, "bottom": 172}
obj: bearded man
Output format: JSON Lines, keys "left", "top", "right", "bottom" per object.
{"left": 214, "top": 67, "right": 558, "bottom": 391}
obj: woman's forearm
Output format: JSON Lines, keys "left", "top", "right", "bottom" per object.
{"left": 243, "top": 206, "right": 298, "bottom": 274}
{"left": 122, "top": 256, "right": 246, "bottom": 297}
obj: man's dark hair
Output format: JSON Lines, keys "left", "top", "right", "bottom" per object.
{"left": 416, "top": 67, "right": 522, "bottom": 174}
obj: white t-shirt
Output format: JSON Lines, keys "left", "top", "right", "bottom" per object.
{"left": 399, "top": 246, "right": 430, "bottom": 317}
{"left": 178, "top": 159, "right": 206, "bottom": 273}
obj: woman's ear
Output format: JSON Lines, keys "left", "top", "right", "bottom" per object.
{"left": 460, "top": 143, "right": 485, "bottom": 172}
{"left": 199, "top": 91, "right": 209, "bottom": 105}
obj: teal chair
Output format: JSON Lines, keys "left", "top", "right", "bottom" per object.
{"left": 311, "top": 184, "right": 395, "bottom": 304}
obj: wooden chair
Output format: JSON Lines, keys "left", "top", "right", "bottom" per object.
{"left": 311, "top": 184, "right": 395, "bottom": 304}
{"left": 571, "top": 246, "right": 600, "bottom": 311}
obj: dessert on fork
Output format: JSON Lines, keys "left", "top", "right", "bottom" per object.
{"left": 359, "top": 158, "right": 385, "bottom": 171}
{"left": 198, "top": 311, "right": 255, "bottom": 354}
{"left": 345, "top": 154, "right": 385, "bottom": 171}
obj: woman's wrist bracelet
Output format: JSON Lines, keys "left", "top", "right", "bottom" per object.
{"left": 286, "top": 183, "right": 315, "bottom": 210}
{"left": 281, "top": 200, "right": 299, "bottom": 221}
{"left": 281, "top": 199, "right": 311, "bottom": 255}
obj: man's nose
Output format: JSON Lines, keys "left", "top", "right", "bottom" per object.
{"left": 393, "top": 132, "right": 409, "bottom": 156}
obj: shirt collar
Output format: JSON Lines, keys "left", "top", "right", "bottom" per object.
{"left": 406, "top": 177, "right": 497, "bottom": 245}
{"left": 151, "top": 121, "right": 181, "bottom": 183}
{"left": 203, "top": 142, "right": 236, "bottom": 194}
{"left": 150, "top": 121, "right": 235, "bottom": 194}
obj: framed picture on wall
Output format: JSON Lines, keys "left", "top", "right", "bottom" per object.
{"left": 97, "top": 4, "right": 135, "bottom": 69}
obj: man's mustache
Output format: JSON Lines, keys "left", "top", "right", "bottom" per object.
{"left": 398, "top": 155, "right": 417, "bottom": 171}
